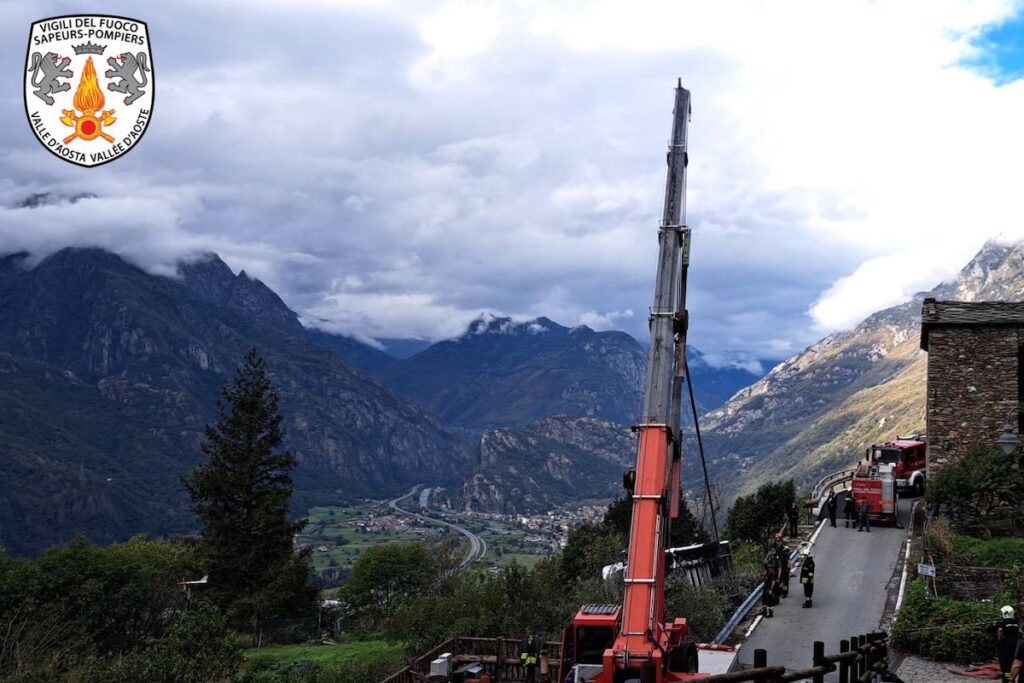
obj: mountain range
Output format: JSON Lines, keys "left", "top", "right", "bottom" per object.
{"left": 0, "top": 247, "right": 760, "bottom": 552}
{"left": 8, "top": 234, "right": 1009, "bottom": 550}
{"left": 702, "top": 239, "right": 1024, "bottom": 502}
{"left": 0, "top": 249, "right": 467, "bottom": 554}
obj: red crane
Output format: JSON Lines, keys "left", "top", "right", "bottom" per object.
{"left": 557, "top": 81, "right": 716, "bottom": 683}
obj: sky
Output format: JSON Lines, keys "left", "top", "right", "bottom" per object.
{"left": 2, "top": 0, "right": 1024, "bottom": 371}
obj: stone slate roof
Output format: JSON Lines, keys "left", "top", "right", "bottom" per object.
{"left": 920, "top": 298, "right": 1024, "bottom": 349}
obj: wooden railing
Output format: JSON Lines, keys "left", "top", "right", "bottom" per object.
{"left": 384, "top": 633, "right": 899, "bottom": 683}
{"left": 380, "top": 636, "right": 563, "bottom": 683}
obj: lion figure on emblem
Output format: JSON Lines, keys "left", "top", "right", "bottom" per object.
{"left": 105, "top": 52, "right": 150, "bottom": 106}
{"left": 27, "top": 52, "right": 73, "bottom": 105}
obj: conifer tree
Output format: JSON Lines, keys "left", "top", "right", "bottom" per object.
{"left": 185, "top": 347, "right": 316, "bottom": 634}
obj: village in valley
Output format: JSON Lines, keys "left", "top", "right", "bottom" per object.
{"left": 301, "top": 490, "right": 611, "bottom": 586}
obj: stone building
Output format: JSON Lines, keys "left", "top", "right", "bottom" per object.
{"left": 920, "top": 298, "right": 1024, "bottom": 478}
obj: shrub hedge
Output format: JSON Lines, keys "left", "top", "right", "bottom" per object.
{"left": 954, "top": 536, "right": 1024, "bottom": 568}
{"left": 891, "top": 579, "right": 1003, "bottom": 664}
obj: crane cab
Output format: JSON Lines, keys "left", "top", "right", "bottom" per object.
{"left": 557, "top": 604, "right": 620, "bottom": 683}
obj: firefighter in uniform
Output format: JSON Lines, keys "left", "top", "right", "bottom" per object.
{"left": 844, "top": 491, "right": 856, "bottom": 528}
{"left": 799, "top": 548, "right": 815, "bottom": 608}
{"left": 825, "top": 491, "right": 838, "bottom": 527}
{"left": 1009, "top": 632, "right": 1024, "bottom": 683}
{"left": 786, "top": 500, "right": 799, "bottom": 537}
{"left": 762, "top": 548, "right": 780, "bottom": 618}
{"left": 773, "top": 533, "right": 790, "bottom": 599}
{"left": 998, "top": 605, "right": 1020, "bottom": 683}
{"left": 521, "top": 634, "right": 543, "bottom": 683}
{"left": 857, "top": 497, "right": 871, "bottom": 532}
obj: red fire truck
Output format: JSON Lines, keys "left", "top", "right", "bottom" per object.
{"left": 850, "top": 462, "right": 899, "bottom": 525}
{"left": 866, "top": 435, "right": 926, "bottom": 496}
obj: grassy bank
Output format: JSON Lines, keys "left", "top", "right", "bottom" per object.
{"left": 240, "top": 640, "right": 404, "bottom": 683}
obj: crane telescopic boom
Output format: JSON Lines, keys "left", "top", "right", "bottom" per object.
{"left": 608, "top": 78, "right": 694, "bottom": 682}
{"left": 557, "top": 80, "right": 705, "bottom": 683}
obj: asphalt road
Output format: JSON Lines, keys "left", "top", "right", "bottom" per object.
{"left": 738, "top": 493, "right": 913, "bottom": 679}
{"left": 388, "top": 485, "right": 487, "bottom": 569}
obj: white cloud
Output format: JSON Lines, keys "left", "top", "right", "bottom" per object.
{"left": 808, "top": 253, "right": 954, "bottom": 332}
{"left": 579, "top": 308, "right": 634, "bottom": 331}
{"left": 2, "top": 0, "right": 1023, "bottom": 364}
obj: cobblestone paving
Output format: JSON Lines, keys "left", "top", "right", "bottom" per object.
{"left": 895, "top": 654, "right": 972, "bottom": 682}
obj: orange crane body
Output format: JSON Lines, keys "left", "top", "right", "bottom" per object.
{"left": 558, "top": 82, "right": 714, "bottom": 683}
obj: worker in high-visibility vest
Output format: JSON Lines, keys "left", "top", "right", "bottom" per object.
{"left": 799, "top": 548, "right": 815, "bottom": 608}
{"left": 520, "top": 634, "right": 543, "bottom": 683}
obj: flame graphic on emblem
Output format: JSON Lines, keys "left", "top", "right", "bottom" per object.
{"left": 73, "top": 57, "right": 105, "bottom": 114}
{"left": 61, "top": 56, "right": 116, "bottom": 145}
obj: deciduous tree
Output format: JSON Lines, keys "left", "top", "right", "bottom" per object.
{"left": 724, "top": 480, "right": 796, "bottom": 548}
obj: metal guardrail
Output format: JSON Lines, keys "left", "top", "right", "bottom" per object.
{"left": 712, "top": 541, "right": 805, "bottom": 646}
{"left": 712, "top": 515, "right": 805, "bottom": 646}
{"left": 712, "top": 580, "right": 765, "bottom": 644}
{"left": 811, "top": 467, "right": 857, "bottom": 504}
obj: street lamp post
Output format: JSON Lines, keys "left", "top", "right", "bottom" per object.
{"left": 996, "top": 408, "right": 1021, "bottom": 457}
{"left": 994, "top": 407, "right": 1022, "bottom": 534}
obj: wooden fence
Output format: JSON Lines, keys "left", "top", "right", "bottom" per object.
{"left": 380, "top": 636, "right": 563, "bottom": 683}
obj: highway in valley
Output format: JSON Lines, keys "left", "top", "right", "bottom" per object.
{"left": 388, "top": 486, "right": 486, "bottom": 569}
{"left": 738, "top": 492, "right": 913, "bottom": 680}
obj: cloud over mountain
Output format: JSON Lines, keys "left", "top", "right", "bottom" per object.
{"left": 2, "top": 0, "right": 1023, "bottom": 363}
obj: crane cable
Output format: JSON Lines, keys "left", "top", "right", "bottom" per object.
{"left": 683, "top": 355, "right": 719, "bottom": 541}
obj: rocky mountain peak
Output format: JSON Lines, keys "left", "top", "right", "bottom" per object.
{"left": 918, "top": 238, "right": 1024, "bottom": 305}
{"left": 961, "top": 239, "right": 1014, "bottom": 280}
{"left": 33, "top": 247, "right": 144, "bottom": 282}
{"left": 177, "top": 252, "right": 236, "bottom": 301}
{"left": 176, "top": 253, "right": 302, "bottom": 336}
{"left": 464, "top": 314, "right": 566, "bottom": 337}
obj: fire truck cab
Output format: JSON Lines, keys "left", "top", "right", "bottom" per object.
{"left": 866, "top": 436, "right": 926, "bottom": 496}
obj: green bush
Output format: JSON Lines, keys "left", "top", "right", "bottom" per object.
{"left": 926, "top": 445, "right": 1023, "bottom": 537}
{"left": 891, "top": 578, "right": 1002, "bottom": 663}
{"left": 0, "top": 537, "right": 240, "bottom": 681}
{"left": 954, "top": 536, "right": 1024, "bottom": 568}
{"left": 664, "top": 576, "right": 731, "bottom": 642}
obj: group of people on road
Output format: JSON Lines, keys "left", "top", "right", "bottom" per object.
{"left": 762, "top": 532, "right": 815, "bottom": 617}
{"left": 763, "top": 490, "right": 876, "bottom": 619}
{"left": 823, "top": 490, "right": 871, "bottom": 532}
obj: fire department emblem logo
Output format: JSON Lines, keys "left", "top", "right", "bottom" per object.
{"left": 24, "top": 15, "right": 153, "bottom": 167}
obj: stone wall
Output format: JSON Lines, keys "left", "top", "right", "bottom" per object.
{"left": 925, "top": 326, "right": 1020, "bottom": 478}
{"left": 937, "top": 564, "right": 1016, "bottom": 601}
